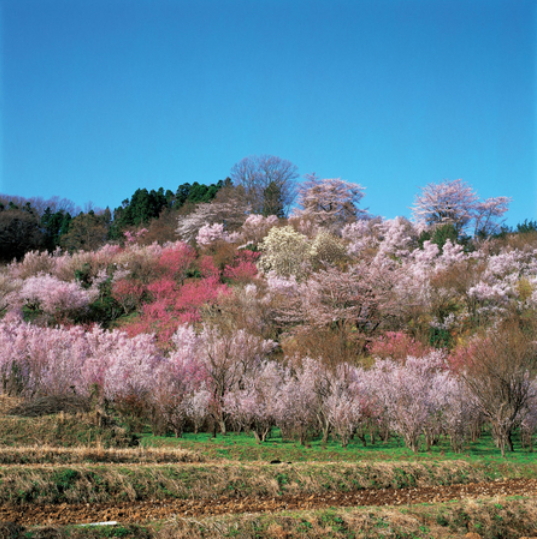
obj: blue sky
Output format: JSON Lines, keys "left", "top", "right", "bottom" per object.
{"left": 0, "top": 0, "right": 535, "bottom": 225}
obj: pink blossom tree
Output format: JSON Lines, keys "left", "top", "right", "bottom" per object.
{"left": 293, "top": 176, "right": 368, "bottom": 234}
{"left": 224, "top": 360, "right": 283, "bottom": 442}
{"left": 325, "top": 365, "right": 362, "bottom": 447}
{"left": 240, "top": 214, "right": 279, "bottom": 245}
{"left": 17, "top": 274, "right": 97, "bottom": 324}
{"left": 412, "top": 179, "right": 478, "bottom": 233}
{"left": 177, "top": 201, "right": 248, "bottom": 243}
{"left": 274, "top": 359, "right": 323, "bottom": 444}
{"left": 196, "top": 223, "right": 229, "bottom": 246}
{"left": 368, "top": 352, "right": 447, "bottom": 452}
{"left": 198, "top": 325, "right": 276, "bottom": 434}
{"left": 412, "top": 179, "right": 510, "bottom": 238}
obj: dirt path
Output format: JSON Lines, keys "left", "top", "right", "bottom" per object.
{"left": 1, "top": 478, "right": 537, "bottom": 526}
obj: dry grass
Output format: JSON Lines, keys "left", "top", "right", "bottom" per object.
{"left": 0, "top": 394, "right": 22, "bottom": 415}
{"left": 7, "top": 395, "right": 91, "bottom": 416}
{"left": 0, "top": 460, "right": 483, "bottom": 505}
{"left": 7, "top": 497, "right": 537, "bottom": 538}
{"left": 0, "top": 413, "right": 136, "bottom": 448}
{"left": 0, "top": 445, "right": 205, "bottom": 465}
{"left": 157, "top": 496, "right": 537, "bottom": 538}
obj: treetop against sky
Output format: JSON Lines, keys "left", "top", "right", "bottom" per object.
{"left": 0, "top": 0, "right": 534, "bottom": 225}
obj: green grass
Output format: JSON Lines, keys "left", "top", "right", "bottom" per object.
{"left": 139, "top": 428, "right": 537, "bottom": 479}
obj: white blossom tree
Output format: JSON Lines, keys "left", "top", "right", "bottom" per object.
{"left": 258, "top": 226, "right": 312, "bottom": 279}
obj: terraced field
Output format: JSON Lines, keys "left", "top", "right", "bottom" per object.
{"left": 1, "top": 409, "right": 537, "bottom": 538}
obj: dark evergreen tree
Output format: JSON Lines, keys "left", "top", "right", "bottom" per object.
{"left": 0, "top": 209, "right": 44, "bottom": 261}
{"left": 41, "top": 208, "right": 72, "bottom": 251}
{"left": 60, "top": 211, "right": 109, "bottom": 252}
{"left": 262, "top": 181, "right": 285, "bottom": 218}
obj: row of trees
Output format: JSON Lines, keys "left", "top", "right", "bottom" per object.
{"left": 0, "top": 316, "right": 534, "bottom": 456}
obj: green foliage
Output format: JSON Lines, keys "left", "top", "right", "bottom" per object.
{"left": 262, "top": 181, "right": 285, "bottom": 218}
{"left": 60, "top": 211, "right": 109, "bottom": 252}
{"left": 111, "top": 181, "right": 225, "bottom": 239}
{"left": 53, "top": 468, "right": 80, "bottom": 494}
{"left": 517, "top": 219, "right": 537, "bottom": 234}
{"left": 418, "top": 223, "right": 462, "bottom": 251}
{"left": 41, "top": 208, "right": 72, "bottom": 251}
{"left": 0, "top": 209, "right": 44, "bottom": 261}
{"left": 96, "top": 525, "right": 147, "bottom": 538}
{"left": 86, "top": 276, "right": 123, "bottom": 327}
{"left": 428, "top": 326, "right": 452, "bottom": 349}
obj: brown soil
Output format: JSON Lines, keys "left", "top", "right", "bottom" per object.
{"left": 2, "top": 477, "right": 537, "bottom": 526}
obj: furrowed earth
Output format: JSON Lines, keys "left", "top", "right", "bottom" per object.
{"left": 2, "top": 477, "right": 537, "bottom": 526}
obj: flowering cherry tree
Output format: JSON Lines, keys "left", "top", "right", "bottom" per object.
{"left": 412, "top": 179, "right": 509, "bottom": 237}
{"left": 224, "top": 360, "right": 283, "bottom": 442}
{"left": 177, "top": 202, "right": 248, "bottom": 243}
{"left": 368, "top": 352, "right": 447, "bottom": 452}
{"left": 325, "top": 365, "right": 362, "bottom": 447}
{"left": 197, "top": 325, "right": 276, "bottom": 434}
{"left": 293, "top": 176, "right": 368, "bottom": 233}
{"left": 16, "top": 274, "right": 97, "bottom": 324}
{"left": 240, "top": 214, "right": 279, "bottom": 245}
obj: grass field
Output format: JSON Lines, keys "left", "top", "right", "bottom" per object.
{"left": 140, "top": 428, "right": 537, "bottom": 480}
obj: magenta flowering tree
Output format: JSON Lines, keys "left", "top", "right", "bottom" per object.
{"left": 156, "top": 241, "right": 197, "bottom": 283}
{"left": 111, "top": 278, "right": 146, "bottom": 315}
{"left": 223, "top": 250, "right": 260, "bottom": 284}
{"left": 368, "top": 332, "right": 432, "bottom": 362}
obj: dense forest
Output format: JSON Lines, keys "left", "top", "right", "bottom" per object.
{"left": 0, "top": 179, "right": 228, "bottom": 261}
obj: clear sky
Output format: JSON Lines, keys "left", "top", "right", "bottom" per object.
{"left": 0, "top": 0, "right": 535, "bottom": 225}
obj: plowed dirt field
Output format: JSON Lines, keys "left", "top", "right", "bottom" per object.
{"left": 2, "top": 478, "right": 537, "bottom": 526}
